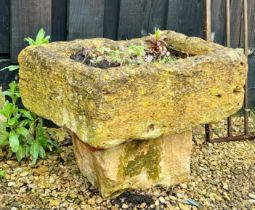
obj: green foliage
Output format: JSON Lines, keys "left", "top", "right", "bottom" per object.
{"left": 24, "top": 28, "right": 50, "bottom": 46}
{"left": 0, "top": 82, "right": 59, "bottom": 165}
{"left": 146, "top": 28, "right": 168, "bottom": 58}
{"left": 0, "top": 65, "right": 19, "bottom": 72}
{"left": 154, "top": 28, "right": 161, "bottom": 42}
{"left": 1, "top": 28, "right": 50, "bottom": 73}
{"left": 89, "top": 44, "right": 146, "bottom": 66}
{"left": 0, "top": 28, "right": 57, "bottom": 165}
{"left": 0, "top": 169, "right": 6, "bottom": 178}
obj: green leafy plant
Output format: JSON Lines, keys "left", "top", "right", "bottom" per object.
{"left": 146, "top": 28, "right": 169, "bottom": 57}
{"left": 72, "top": 29, "right": 176, "bottom": 68}
{"left": 88, "top": 44, "right": 146, "bottom": 67}
{"left": 24, "top": 28, "right": 50, "bottom": 46}
{"left": 0, "top": 169, "right": 6, "bottom": 178}
{"left": 0, "top": 28, "right": 59, "bottom": 165}
{"left": 0, "top": 80, "right": 58, "bottom": 165}
{"left": 0, "top": 65, "right": 19, "bottom": 72}
{"left": 1, "top": 28, "right": 50, "bottom": 72}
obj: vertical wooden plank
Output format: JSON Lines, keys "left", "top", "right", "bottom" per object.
{"left": 0, "top": 0, "right": 10, "bottom": 54}
{"left": 11, "top": 0, "right": 52, "bottom": 62}
{"left": 231, "top": 0, "right": 255, "bottom": 47}
{"left": 52, "top": 0, "right": 67, "bottom": 41}
{"left": 118, "top": 0, "right": 151, "bottom": 40}
{"left": 247, "top": 0, "right": 255, "bottom": 47}
{"left": 248, "top": 55, "right": 255, "bottom": 107}
{"left": 147, "top": 0, "right": 169, "bottom": 33}
{"left": 211, "top": 0, "right": 225, "bottom": 44}
{"left": 118, "top": 0, "right": 168, "bottom": 40}
{"left": 68, "top": 0, "right": 104, "bottom": 40}
{"left": 104, "top": 0, "right": 120, "bottom": 40}
{"left": 226, "top": 0, "right": 231, "bottom": 47}
{"left": 204, "top": 0, "right": 211, "bottom": 41}
{"left": 230, "top": 0, "right": 243, "bottom": 47}
{"left": 166, "top": 0, "right": 203, "bottom": 38}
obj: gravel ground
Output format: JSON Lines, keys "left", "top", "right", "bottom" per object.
{"left": 0, "top": 117, "right": 255, "bottom": 209}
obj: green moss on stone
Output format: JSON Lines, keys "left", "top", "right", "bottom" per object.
{"left": 120, "top": 140, "right": 161, "bottom": 180}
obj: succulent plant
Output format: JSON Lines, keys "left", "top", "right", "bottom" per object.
{"left": 146, "top": 28, "right": 169, "bottom": 58}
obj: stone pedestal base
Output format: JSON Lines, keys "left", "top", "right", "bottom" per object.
{"left": 72, "top": 132, "right": 192, "bottom": 198}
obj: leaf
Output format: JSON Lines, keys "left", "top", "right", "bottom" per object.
{"left": 8, "top": 114, "right": 20, "bottom": 126}
{"left": 0, "top": 101, "right": 16, "bottom": 119}
{"left": 3, "top": 81, "right": 20, "bottom": 104}
{"left": 154, "top": 28, "right": 161, "bottom": 41}
{"left": 47, "top": 138, "right": 60, "bottom": 151}
{"left": 35, "top": 28, "right": 46, "bottom": 43}
{"left": 16, "top": 145, "right": 25, "bottom": 161}
{"left": 19, "top": 119, "right": 32, "bottom": 128}
{"left": 0, "top": 128, "right": 9, "bottom": 147}
{"left": 25, "top": 144, "right": 30, "bottom": 157}
{"left": 39, "top": 145, "right": 46, "bottom": 159}
{"left": 0, "top": 169, "right": 6, "bottom": 178}
{"left": 0, "top": 65, "right": 19, "bottom": 72}
{"left": 9, "top": 130, "right": 20, "bottom": 153}
{"left": 16, "top": 127, "right": 29, "bottom": 137}
{"left": 30, "top": 140, "right": 40, "bottom": 165}
{"left": 19, "top": 109, "right": 34, "bottom": 120}
{"left": 24, "top": 37, "right": 35, "bottom": 45}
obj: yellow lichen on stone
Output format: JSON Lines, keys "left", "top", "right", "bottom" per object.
{"left": 18, "top": 30, "right": 248, "bottom": 149}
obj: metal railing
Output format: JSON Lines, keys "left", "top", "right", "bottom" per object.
{"left": 204, "top": 0, "right": 255, "bottom": 143}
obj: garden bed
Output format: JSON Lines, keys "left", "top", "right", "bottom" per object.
{"left": 1, "top": 115, "right": 255, "bottom": 209}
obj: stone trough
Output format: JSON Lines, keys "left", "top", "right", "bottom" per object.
{"left": 18, "top": 30, "right": 247, "bottom": 198}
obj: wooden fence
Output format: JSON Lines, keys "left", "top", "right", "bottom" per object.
{"left": 0, "top": 0, "right": 254, "bottom": 61}
{"left": 0, "top": 0, "right": 255, "bottom": 103}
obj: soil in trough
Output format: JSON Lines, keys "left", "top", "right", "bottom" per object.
{"left": 70, "top": 42, "right": 188, "bottom": 69}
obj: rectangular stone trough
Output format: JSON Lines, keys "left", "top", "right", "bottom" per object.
{"left": 18, "top": 30, "right": 247, "bottom": 198}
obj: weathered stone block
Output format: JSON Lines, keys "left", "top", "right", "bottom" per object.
{"left": 72, "top": 131, "right": 192, "bottom": 198}
{"left": 18, "top": 30, "right": 248, "bottom": 148}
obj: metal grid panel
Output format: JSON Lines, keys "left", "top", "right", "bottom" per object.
{"left": 204, "top": 0, "right": 255, "bottom": 143}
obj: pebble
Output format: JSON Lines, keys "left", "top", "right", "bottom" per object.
{"left": 176, "top": 193, "right": 183, "bottom": 198}
{"left": 34, "top": 165, "right": 48, "bottom": 175}
{"left": 96, "top": 197, "right": 103, "bottom": 204}
{"left": 7, "top": 181, "right": 15, "bottom": 187}
{"left": 223, "top": 182, "right": 229, "bottom": 190}
{"left": 180, "top": 183, "right": 188, "bottom": 189}
{"left": 159, "top": 196, "right": 166, "bottom": 203}
{"left": 49, "top": 199, "right": 61, "bottom": 206}
{"left": 20, "top": 171, "right": 29, "bottom": 177}
{"left": 0, "top": 121, "right": 255, "bottom": 209}
{"left": 155, "top": 200, "right": 160, "bottom": 206}
{"left": 169, "top": 195, "right": 177, "bottom": 201}
{"left": 122, "top": 204, "right": 128, "bottom": 209}
{"left": 88, "top": 197, "right": 96, "bottom": 205}
{"left": 140, "top": 203, "right": 146, "bottom": 208}
{"left": 179, "top": 203, "right": 191, "bottom": 210}
{"left": 248, "top": 193, "right": 255, "bottom": 199}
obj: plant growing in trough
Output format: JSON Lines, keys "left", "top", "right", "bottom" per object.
{"left": 24, "top": 28, "right": 50, "bottom": 46}
{"left": 146, "top": 28, "right": 169, "bottom": 58}
{"left": 71, "top": 29, "right": 177, "bottom": 68}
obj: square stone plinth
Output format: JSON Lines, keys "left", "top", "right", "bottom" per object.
{"left": 72, "top": 131, "right": 192, "bottom": 198}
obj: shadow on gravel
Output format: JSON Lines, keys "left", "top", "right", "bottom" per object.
{"left": 111, "top": 192, "right": 154, "bottom": 206}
